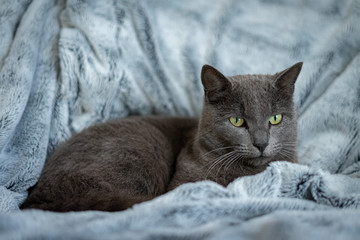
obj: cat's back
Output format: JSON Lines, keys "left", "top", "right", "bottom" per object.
{"left": 48, "top": 115, "right": 198, "bottom": 165}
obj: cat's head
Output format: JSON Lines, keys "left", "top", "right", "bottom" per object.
{"left": 199, "top": 62, "right": 302, "bottom": 167}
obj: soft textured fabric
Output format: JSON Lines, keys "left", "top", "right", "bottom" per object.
{"left": 0, "top": 0, "right": 359, "bottom": 239}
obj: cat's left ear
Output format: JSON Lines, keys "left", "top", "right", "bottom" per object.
{"left": 201, "top": 65, "right": 232, "bottom": 102}
{"left": 274, "top": 62, "right": 303, "bottom": 95}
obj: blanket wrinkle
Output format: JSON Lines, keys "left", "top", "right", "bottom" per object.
{"left": 0, "top": 0, "right": 360, "bottom": 239}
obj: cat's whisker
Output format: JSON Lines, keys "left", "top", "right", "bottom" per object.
{"left": 211, "top": 151, "right": 240, "bottom": 169}
{"left": 201, "top": 143, "right": 249, "bottom": 161}
{"left": 203, "top": 147, "right": 243, "bottom": 168}
{"left": 278, "top": 151, "right": 294, "bottom": 161}
{"left": 215, "top": 155, "right": 237, "bottom": 182}
{"left": 205, "top": 150, "right": 241, "bottom": 180}
{"left": 205, "top": 152, "right": 234, "bottom": 179}
{"left": 219, "top": 150, "right": 251, "bottom": 183}
{"left": 281, "top": 145, "right": 297, "bottom": 149}
{"left": 281, "top": 147, "right": 296, "bottom": 155}
{"left": 281, "top": 142, "right": 297, "bottom": 147}
{"left": 200, "top": 146, "right": 240, "bottom": 158}
{"left": 216, "top": 151, "right": 242, "bottom": 177}
{"left": 271, "top": 142, "right": 297, "bottom": 161}
{"left": 204, "top": 144, "right": 251, "bottom": 181}
{"left": 204, "top": 150, "right": 233, "bottom": 168}
{"left": 223, "top": 154, "right": 244, "bottom": 175}
{"left": 281, "top": 148, "right": 296, "bottom": 154}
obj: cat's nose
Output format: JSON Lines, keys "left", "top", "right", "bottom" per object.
{"left": 253, "top": 143, "right": 268, "bottom": 153}
{"left": 253, "top": 130, "right": 269, "bottom": 153}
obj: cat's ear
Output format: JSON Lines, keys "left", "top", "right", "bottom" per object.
{"left": 201, "top": 65, "right": 231, "bottom": 102}
{"left": 274, "top": 62, "right": 303, "bottom": 95}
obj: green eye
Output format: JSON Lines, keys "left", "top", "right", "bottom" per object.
{"left": 269, "top": 114, "right": 283, "bottom": 125}
{"left": 229, "top": 117, "right": 244, "bottom": 127}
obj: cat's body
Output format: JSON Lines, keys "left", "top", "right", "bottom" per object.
{"left": 23, "top": 116, "right": 198, "bottom": 211}
{"left": 22, "top": 63, "right": 302, "bottom": 212}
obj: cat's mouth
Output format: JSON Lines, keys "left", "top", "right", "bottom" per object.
{"left": 242, "top": 156, "right": 273, "bottom": 167}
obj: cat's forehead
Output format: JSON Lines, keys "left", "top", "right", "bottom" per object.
{"left": 226, "top": 74, "right": 277, "bottom": 117}
{"left": 229, "top": 74, "right": 275, "bottom": 99}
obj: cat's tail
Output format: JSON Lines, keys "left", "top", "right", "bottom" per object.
{"left": 21, "top": 191, "right": 154, "bottom": 212}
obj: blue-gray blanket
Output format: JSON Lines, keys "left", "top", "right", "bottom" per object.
{"left": 1, "top": 0, "right": 360, "bottom": 239}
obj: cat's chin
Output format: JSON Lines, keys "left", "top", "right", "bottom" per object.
{"left": 242, "top": 156, "right": 273, "bottom": 167}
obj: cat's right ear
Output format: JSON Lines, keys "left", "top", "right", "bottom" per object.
{"left": 274, "top": 62, "right": 303, "bottom": 95}
{"left": 201, "top": 65, "right": 231, "bottom": 102}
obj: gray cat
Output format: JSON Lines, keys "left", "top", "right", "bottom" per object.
{"left": 22, "top": 62, "right": 302, "bottom": 211}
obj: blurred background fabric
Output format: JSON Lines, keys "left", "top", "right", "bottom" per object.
{"left": 0, "top": 0, "right": 359, "bottom": 239}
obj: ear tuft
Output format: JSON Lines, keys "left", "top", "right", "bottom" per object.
{"left": 274, "top": 62, "right": 303, "bottom": 94}
{"left": 201, "top": 65, "right": 231, "bottom": 102}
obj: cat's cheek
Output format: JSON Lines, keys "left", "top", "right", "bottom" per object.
{"left": 266, "top": 126, "right": 285, "bottom": 155}
{"left": 234, "top": 128, "right": 252, "bottom": 145}
{"left": 262, "top": 142, "right": 278, "bottom": 158}
{"left": 278, "top": 117, "right": 296, "bottom": 140}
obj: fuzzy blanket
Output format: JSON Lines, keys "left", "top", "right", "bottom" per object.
{"left": 1, "top": 0, "right": 360, "bottom": 239}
